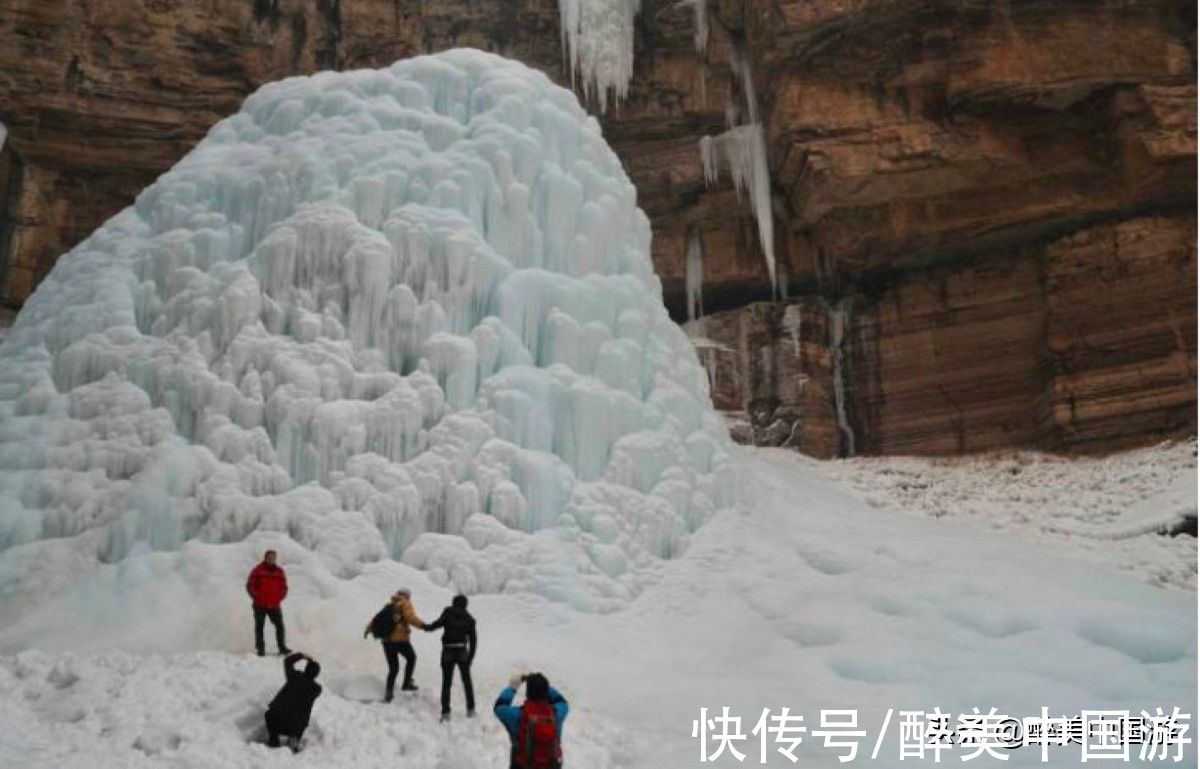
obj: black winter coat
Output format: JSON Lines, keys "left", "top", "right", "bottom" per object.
{"left": 267, "top": 653, "right": 322, "bottom": 734}
{"left": 425, "top": 605, "right": 477, "bottom": 656}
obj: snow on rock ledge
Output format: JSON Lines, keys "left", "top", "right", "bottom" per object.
{"left": 0, "top": 50, "right": 735, "bottom": 611}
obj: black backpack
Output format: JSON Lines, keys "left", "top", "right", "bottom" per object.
{"left": 368, "top": 606, "right": 395, "bottom": 640}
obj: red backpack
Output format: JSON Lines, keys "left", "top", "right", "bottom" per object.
{"left": 513, "top": 700, "right": 562, "bottom": 769}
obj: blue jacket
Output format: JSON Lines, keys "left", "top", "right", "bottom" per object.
{"left": 493, "top": 686, "right": 569, "bottom": 743}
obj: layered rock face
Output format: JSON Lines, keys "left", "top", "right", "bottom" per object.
{"left": 0, "top": 0, "right": 1194, "bottom": 456}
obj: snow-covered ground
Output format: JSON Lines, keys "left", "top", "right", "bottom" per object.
{"left": 0, "top": 446, "right": 1194, "bottom": 768}
{"left": 819, "top": 441, "right": 1198, "bottom": 591}
{"left": 0, "top": 47, "right": 1193, "bottom": 768}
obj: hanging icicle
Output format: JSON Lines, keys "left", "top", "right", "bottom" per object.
{"left": 685, "top": 225, "right": 705, "bottom": 322}
{"left": 557, "top": 0, "right": 642, "bottom": 112}
{"left": 828, "top": 298, "right": 856, "bottom": 457}
{"left": 699, "top": 38, "right": 777, "bottom": 296}
{"left": 698, "top": 125, "right": 776, "bottom": 292}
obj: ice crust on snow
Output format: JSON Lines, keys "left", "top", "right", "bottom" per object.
{"left": 557, "top": 0, "right": 642, "bottom": 112}
{"left": 0, "top": 50, "right": 735, "bottom": 610}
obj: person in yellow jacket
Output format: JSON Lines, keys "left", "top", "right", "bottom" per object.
{"left": 364, "top": 588, "right": 428, "bottom": 702}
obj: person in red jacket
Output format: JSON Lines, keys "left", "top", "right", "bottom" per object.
{"left": 246, "top": 549, "right": 291, "bottom": 656}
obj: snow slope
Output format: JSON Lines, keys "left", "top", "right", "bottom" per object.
{"left": 0, "top": 49, "right": 735, "bottom": 613}
{"left": 0, "top": 447, "right": 1193, "bottom": 768}
{"left": 820, "top": 441, "right": 1198, "bottom": 590}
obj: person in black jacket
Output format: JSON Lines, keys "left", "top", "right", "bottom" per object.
{"left": 265, "top": 652, "right": 322, "bottom": 750}
{"left": 424, "top": 594, "right": 477, "bottom": 722}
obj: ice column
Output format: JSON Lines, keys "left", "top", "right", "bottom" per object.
{"left": 685, "top": 226, "right": 704, "bottom": 322}
{"left": 698, "top": 41, "right": 776, "bottom": 295}
{"left": 828, "top": 298, "right": 856, "bottom": 457}
{"left": 558, "top": 0, "right": 642, "bottom": 112}
{"left": 690, "top": 0, "right": 709, "bottom": 53}
{"left": 698, "top": 126, "right": 776, "bottom": 292}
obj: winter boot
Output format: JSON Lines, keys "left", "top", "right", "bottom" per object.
{"left": 401, "top": 681, "right": 419, "bottom": 692}
{"left": 440, "top": 713, "right": 450, "bottom": 723}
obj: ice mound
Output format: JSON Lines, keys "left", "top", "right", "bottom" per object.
{"left": 0, "top": 49, "right": 735, "bottom": 610}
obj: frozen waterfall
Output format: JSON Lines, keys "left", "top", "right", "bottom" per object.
{"left": 0, "top": 50, "right": 735, "bottom": 611}
{"left": 557, "top": 0, "right": 642, "bottom": 112}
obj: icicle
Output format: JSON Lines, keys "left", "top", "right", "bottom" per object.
{"left": 690, "top": 0, "right": 709, "bottom": 53}
{"left": 685, "top": 226, "right": 704, "bottom": 322}
{"left": 828, "top": 298, "right": 856, "bottom": 457}
{"left": 557, "top": 0, "right": 642, "bottom": 112}
{"left": 730, "top": 42, "right": 758, "bottom": 124}
{"left": 697, "top": 125, "right": 776, "bottom": 293}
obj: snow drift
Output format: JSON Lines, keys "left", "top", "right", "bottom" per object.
{"left": 0, "top": 49, "right": 735, "bottom": 611}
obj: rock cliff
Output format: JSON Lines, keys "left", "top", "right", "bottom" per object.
{"left": 0, "top": 0, "right": 1194, "bottom": 456}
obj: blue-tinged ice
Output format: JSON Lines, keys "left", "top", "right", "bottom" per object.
{"left": 0, "top": 50, "right": 735, "bottom": 610}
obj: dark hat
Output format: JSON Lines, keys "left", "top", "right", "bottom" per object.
{"left": 452, "top": 594, "right": 468, "bottom": 609}
{"left": 525, "top": 672, "right": 550, "bottom": 702}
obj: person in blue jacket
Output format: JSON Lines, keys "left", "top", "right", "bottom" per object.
{"left": 493, "top": 672, "right": 569, "bottom": 768}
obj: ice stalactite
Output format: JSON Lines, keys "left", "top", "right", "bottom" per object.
{"left": 699, "top": 40, "right": 776, "bottom": 296}
{"left": 558, "top": 0, "right": 642, "bottom": 112}
{"left": 685, "top": 226, "right": 704, "bottom": 322}
{"left": 685, "top": 0, "right": 709, "bottom": 54}
{"left": 828, "top": 298, "right": 856, "bottom": 457}
{"left": 699, "top": 125, "right": 776, "bottom": 292}
{"left": 730, "top": 42, "right": 759, "bottom": 124}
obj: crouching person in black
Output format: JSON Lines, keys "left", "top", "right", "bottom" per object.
{"left": 265, "top": 652, "right": 322, "bottom": 750}
{"left": 425, "top": 594, "right": 477, "bottom": 722}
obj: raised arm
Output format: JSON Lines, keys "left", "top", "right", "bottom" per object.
{"left": 283, "top": 652, "right": 305, "bottom": 678}
{"left": 548, "top": 687, "right": 569, "bottom": 725}
{"left": 493, "top": 684, "right": 521, "bottom": 738}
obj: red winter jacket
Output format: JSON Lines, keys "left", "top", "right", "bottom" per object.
{"left": 247, "top": 562, "right": 288, "bottom": 608}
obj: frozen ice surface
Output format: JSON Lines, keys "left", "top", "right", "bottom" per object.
{"left": 0, "top": 447, "right": 1192, "bottom": 767}
{"left": 0, "top": 49, "right": 735, "bottom": 611}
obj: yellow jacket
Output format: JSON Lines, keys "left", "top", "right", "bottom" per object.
{"left": 387, "top": 595, "right": 426, "bottom": 642}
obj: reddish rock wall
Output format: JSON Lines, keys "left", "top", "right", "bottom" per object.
{"left": 700, "top": 213, "right": 1196, "bottom": 456}
{"left": 0, "top": 0, "right": 1194, "bottom": 456}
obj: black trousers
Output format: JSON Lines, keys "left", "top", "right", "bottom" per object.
{"left": 383, "top": 641, "right": 416, "bottom": 695}
{"left": 253, "top": 606, "right": 286, "bottom": 654}
{"left": 440, "top": 647, "right": 475, "bottom": 715}
{"left": 264, "top": 710, "right": 303, "bottom": 748}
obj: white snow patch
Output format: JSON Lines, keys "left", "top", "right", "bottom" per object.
{"left": 819, "top": 440, "right": 1198, "bottom": 590}
{"left": 0, "top": 447, "right": 1193, "bottom": 767}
